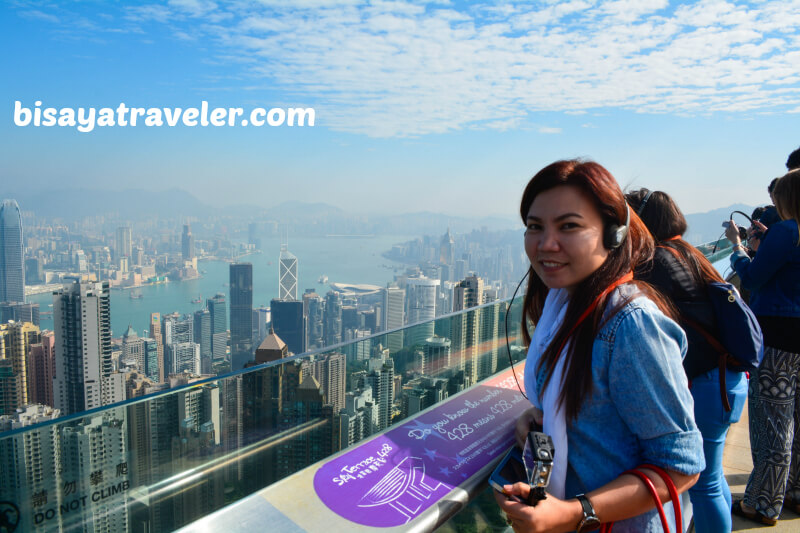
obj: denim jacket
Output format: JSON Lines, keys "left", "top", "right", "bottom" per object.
{"left": 731, "top": 219, "right": 800, "bottom": 317}
{"left": 525, "top": 286, "right": 704, "bottom": 532}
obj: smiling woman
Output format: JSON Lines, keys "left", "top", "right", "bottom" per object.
{"left": 494, "top": 160, "right": 705, "bottom": 532}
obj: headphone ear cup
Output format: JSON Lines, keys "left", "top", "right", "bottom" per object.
{"left": 604, "top": 224, "right": 628, "bottom": 249}
{"left": 604, "top": 204, "right": 631, "bottom": 249}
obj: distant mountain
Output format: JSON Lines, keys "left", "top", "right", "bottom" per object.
{"left": 684, "top": 203, "right": 760, "bottom": 244}
{"left": 9, "top": 186, "right": 751, "bottom": 242}
{"left": 12, "top": 188, "right": 209, "bottom": 220}
{"left": 7, "top": 189, "right": 518, "bottom": 234}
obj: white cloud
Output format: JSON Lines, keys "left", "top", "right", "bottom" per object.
{"left": 21, "top": 0, "right": 800, "bottom": 137}
{"left": 538, "top": 126, "right": 563, "bottom": 134}
{"left": 19, "top": 9, "right": 60, "bottom": 23}
{"left": 168, "top": 0, "right": 217, "bottom": 17}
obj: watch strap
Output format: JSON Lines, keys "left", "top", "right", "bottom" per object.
{"left": 576, "top": 494, "right": 601, "bottom": 532}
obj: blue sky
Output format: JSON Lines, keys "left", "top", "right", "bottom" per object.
{"left": 1, "top": 0, "right": 798, "bottom": 217}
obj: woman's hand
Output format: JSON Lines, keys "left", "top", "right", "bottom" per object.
{"left": 725, "top": 219, "right": 742, "bottom": 245}
{"left": 494, "top": 483, "right": 582, "bottom": 533}
{"left": 515, "top": 407, "right": 543, "bottom": 449}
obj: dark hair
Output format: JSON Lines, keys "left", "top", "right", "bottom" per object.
{"left": 768, "top": 178, "right": 779, "bottom": 195}
{"left": 773, "top": 170, "right": 800, "bottom": 244}
{"left": 751, "top": 206, "right": 766, "bottom": 221}
{"left": 626, "top": 188, "right": 724, "bottom": 285}
{"left": 787, "top": 147, "right": 800, "bottom": 171}
{"left": 520, "top": 160, "right": 669, "bottom": 421}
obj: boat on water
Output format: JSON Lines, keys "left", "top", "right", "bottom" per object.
{"left": 130, "top": 291, "right": 143, "bottom": 299}
{"left": 191, "top": 296, "right": 202, "bottom": 304}
{"left": 318, "top": 275, "right": 328, "bottom": 283}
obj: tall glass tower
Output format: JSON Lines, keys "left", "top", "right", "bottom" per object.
{"left": 230, "top": 263, "right": 253, "bottom": 370}
{"left": 279, "top": 245, "right": 298, "bottom": 301}
{"left": 0, "top": 199, "right": 24, "bottom": 303}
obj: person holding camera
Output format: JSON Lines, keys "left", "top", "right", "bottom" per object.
{"left": 726, "top": 169, "right": 800, "bottom": 525}
{"left": 495, "top": 160, "right": 703, "bottom": 532}
{"left": 626, "top": 188, "right": 748, "bottom": 533}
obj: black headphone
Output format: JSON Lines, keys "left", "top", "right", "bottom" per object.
{"left": 603, "top": 202, "right": 630, "bottom": 249}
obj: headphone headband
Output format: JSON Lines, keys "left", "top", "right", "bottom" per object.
{"left": 637, "top": 190, "right": 654, "bottom": 216}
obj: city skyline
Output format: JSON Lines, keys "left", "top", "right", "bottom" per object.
{"left": 2, "top": 1, "right": 798, "bottom": 219}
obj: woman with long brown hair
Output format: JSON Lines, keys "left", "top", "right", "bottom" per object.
{"left": 626, "top": 188, "right": 748, "bottom": 532}
{"left": 495, "top": 160, "right": 704, "bottom": 532}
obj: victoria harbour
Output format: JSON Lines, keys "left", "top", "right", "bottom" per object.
{"left": 29, "top": 235, "right": 411, "bottom": 337}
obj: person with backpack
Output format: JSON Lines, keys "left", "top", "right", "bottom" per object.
{"left": 626, "top": 188, "right": 753, "bottom": 533}
{"left": 725, "top": 168, "right": 800, "bottom": 525}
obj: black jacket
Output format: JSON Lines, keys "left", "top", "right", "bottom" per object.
{"left": 636, "top": 246, "right": 721, "bottom": 379}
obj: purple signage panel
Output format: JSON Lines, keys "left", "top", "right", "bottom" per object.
{"left": 313, "top": 364, "right": 528, "bottom": 527}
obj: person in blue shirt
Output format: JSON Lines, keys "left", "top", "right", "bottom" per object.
{"left": 727, "top": 168, "right": 800, "bottom": 525}
{"left": 495, "top": 160, "right": 704, "bottom": 532}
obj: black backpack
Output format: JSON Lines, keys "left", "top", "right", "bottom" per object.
{"left": 683, "top": 281, "right": 763, "bottom": 410}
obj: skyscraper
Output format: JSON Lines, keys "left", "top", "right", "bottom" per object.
{"left": 27, "top": 330, "right": 55, "bottom": 407}
{"left": 0, "top": 320, "right": 40, "bottom": 415}
{"left": 383, "top": 285, "right": 405, "bottom": 352}
{"left": 230, "top": 263, "right": 253, "bottom": 370}
{"left": 0, "top": 199, "right": 24, "bottom": 304}
{"left": 454, "top": 274, "right": 484, "bottom": 310}
{"left": 207, "top": 293, "right": 228, "bottom": 361}
{"left": 162, "top": 313, "right": 196, "bottom": 375}
{"left": 309, "top": 352, "right": 346, "bottom": 413}
{"left": 252, "top": 306, "right": 269, "bottom": 348}
{"left": 0, "top": 301, "right": 39, "bottom": 326}
{"left": 150, "top": 312, "right": 165, "bottom": 382}
{"left": 116, "top": 226, "right": 132, "bottom": 259}
{"left": 364, "top": 357, "right": 395, "bottom": 431}
{"left": 142, "top": 337, "right": 160, "bottom": 382}
{"left": 279, "top": 245, "right": 298, "bottom": 301}
{"left": 194, "top": 308, "right": 212, "bottom": 373}
{"left": 181, "top": 223, "right": 195, "bottom": 261}
{"left": 451, "top": 274, "right": 489, "bottom": 384}
{"left": 406, "top": 276, "right": 439, "bottom": 346}
{"left": 59, "top": 415, "right": 129, "bottom": 532}
{"left": 24, "top": 256, "right": 42, "bottom": 284}
{"left": 271, "top": 298, "right": 304, "bottom": 355}
{"left": 439, "top": 227, "right": 455, "bottom": 265}
{"left": 122, "top": 324, "right": 145, "bottom": 370}
{"left": 323, "top": 290, "right": 342, "bottom": 347}
{"left": 303, "top": 290, "right": 324, "bottom": 350}
{"left": 53, "top": 280, "right": 115, "bottom": 415}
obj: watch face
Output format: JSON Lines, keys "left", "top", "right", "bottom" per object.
{"left": 578, "top": 516, "right": 601, "bottom": 532}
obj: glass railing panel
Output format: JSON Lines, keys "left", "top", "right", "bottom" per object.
{"left": 0, "top": 297, "right": 525, "bottom": 533}
{"left": 696, "top": 237, "right": 734, "bottom": 265}
{"left": 0, "top": 238, "right": 727, "bottom": 533}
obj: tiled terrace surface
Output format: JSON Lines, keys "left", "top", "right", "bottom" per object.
{"left": 726, "top": 403, "right": 800, "bottom": 531}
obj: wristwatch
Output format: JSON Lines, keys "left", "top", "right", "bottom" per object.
{"left": 576, "top": 494, "right": 601, "bottom": 532}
